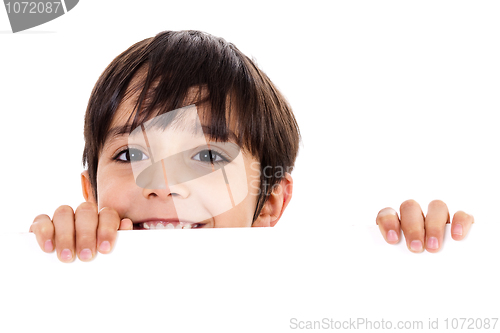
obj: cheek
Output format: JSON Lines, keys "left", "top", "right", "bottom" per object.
{"left": 172, "top": 171, "right": 237, "bottom": 222}
{"left": 245, "top": 161, "right": 261, "bottom": 206}
{"left": 212, "top": 199, "right": 254, "bottom": 228}
{"left": 96, "top": 167, "right": 136, "bottom": 214}
{"left": 211, "top": 170, "right": 260, "bottom": 228}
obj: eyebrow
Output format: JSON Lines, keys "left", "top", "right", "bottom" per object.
{"left": 200, "top": 125, "right": 238, "bottom": 142}
{"left": 105, "top": 122, "right": 238, "bottom": 147}
{"left": 105, "top": 124, "right": 135, "bottom": 144}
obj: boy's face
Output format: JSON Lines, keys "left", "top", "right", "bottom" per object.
{"left": 85, "top": 92, "right": 264, "bottom": 229}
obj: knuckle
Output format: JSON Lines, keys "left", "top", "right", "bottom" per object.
{"left": 38, "top": 224, "right": 54, "bottom": 237}
{"left": 77, "top": 233, "right": 96, "bottom": 245}
{"left": 454, "top": 210, "right": 468, "bottom": 218}
{"left": 377, "top": 213, "right": 398, "bottom": 226}
{"left": 404, "top": 230, "right": 423, "bottom": 240}
{"left": 33, "top": 214, "right": 50, "bottom": 223}
{"left": 424, "top": 225, "right": 442, "bottom": 235}
{"left": 75, "top": 224, "right": 97, "bottom": 239}
{"left": 453, "top": 210, "right": 472, "bottom": 223}
{"left": 428, "top": 199, "right": 447, "bottom": 210}
{"left": 76, "top": 202, "right": 98, "bottom": 214}
{"left": 98, "top": 207, "right": 119, "bottom": 219}
{"left": 403, "top": 225, "right": 420, "bottom": 234}
{"left": 54, "top": 205, "right": 74, "bottom": 218}
{"left": 98, "top": 227, "right": 116, "bottom": 240}
{"left": 400, "top": 199, "right": 419, "bottom": 211}
{"left": 55, "top": 234, "right": 74, "bottom": 246}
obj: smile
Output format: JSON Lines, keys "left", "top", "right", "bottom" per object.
{"left": 133, "top": 221, "right": 204, "bottom": 230}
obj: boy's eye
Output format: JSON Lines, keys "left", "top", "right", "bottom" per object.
{"left": 192, "top": 149, "right": 227, "bottom": 163}
{"left": 116, "top": 148, "right": 149, "bottom": 162}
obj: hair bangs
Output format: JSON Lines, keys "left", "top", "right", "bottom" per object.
{"left": 119, "top": 34, "right": 259, "bottom": 151}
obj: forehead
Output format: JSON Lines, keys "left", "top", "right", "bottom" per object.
{"left": 106, "top": 85, "right": 207, "bottom": 143}
{"left": 101, "top": 65, "right": 245, "bottom": 157}
{"left": 104, "top": 85, "right": 240, "bottom": 152}
{"left": 110, "top": 82, "right": 207, "bottom": 128}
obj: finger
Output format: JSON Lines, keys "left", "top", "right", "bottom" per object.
{"left": 424, "top": 200, "right": 450, "bottom": 253}
{"left": 96, "top": 207, "right": 121, "bottom": 254}
{"left": 451, "top": 210, "right": 474, "bottom": 241}
{"left": 400, "top": 199, "right": 425, "bottom": 253}
{"left": 119, "top": 218, "right": 133, "bottom": 230}
{"left": 75, "top": 202, "right": 98, "bottom": 262}
{"left": 52, "top": 205, "right": 76, "bottom": 263}
{"left": 376, "top": 208, "right": 401, "bottom": 244}
{"left": 30, "top": 214, "right": 55, "bottom": 253}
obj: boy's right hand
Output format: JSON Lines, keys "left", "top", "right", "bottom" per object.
{"left": 376, "top": 199, "right": 474, "bottom": 253}
{"left": 29, "top": 202, "right": 133, "bottom": 263}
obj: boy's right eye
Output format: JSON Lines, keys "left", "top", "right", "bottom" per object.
{"left": 115, "top": 148, "right": 149, "bottom": 162}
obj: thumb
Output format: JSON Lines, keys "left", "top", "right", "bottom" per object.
{"left": 119, "top": 218, "right": 133, "bottom": 230}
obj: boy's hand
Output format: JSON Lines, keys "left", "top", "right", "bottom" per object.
{"left": 29, "top": 203, "right": 132, "bottom": 262}
{"left": 376, "top": 199, "right": 474, "bottom": 253}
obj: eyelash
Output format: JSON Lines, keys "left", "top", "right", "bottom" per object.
{"left": 112, "top": 147, "right": 149, "bottom": 163}
{"left": 112, "top": 147, "right": 229, "bottom": 164}
{"left": 192, "top": 149, "right": 229, "bottom": 164}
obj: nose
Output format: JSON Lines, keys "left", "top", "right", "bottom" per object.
{"left": 137, "top": 159, "right": 189, "bottom": 200}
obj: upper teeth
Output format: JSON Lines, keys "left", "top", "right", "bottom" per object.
{"left": 141, "top": 222, "right": 195, "bottom": 230}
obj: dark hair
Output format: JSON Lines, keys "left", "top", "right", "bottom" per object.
{"left": 82, "top": 30, "right": 300, "bottom": 222}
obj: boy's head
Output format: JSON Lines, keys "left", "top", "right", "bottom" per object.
{"left": 81, "top": 30, "right": 300, "bottom": 228}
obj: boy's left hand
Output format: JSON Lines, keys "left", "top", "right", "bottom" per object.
{"left": 376, "top": 199, "right": 474, "bottom": 253}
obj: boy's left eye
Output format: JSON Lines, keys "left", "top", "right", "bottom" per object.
{"left": 192, "top": 149, "right": 227, "bottom": 163}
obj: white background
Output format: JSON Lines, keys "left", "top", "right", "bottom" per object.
{"left": 0, "top": 1, "right": 499, "bottom": 332}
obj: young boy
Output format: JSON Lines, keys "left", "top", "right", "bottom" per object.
{"left": 30, "top": 30, "right": 298, "bottom": 262}
{"left": 29, "top": 30, "right": 473, "bottom": 262}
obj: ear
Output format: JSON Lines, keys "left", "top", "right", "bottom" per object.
{"left": 81, "top": 170, "right": 97, "bottom": 204}
{"left": 252, "top": 173, "right": 293, "bottom": 227}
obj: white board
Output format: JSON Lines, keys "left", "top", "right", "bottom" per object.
{"left": 1, "top": 225, "right": 497, "bottom": 332}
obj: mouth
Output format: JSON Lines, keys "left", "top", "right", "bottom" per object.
{"left": 133, "top": 220, "right": 206, "bottom": 230}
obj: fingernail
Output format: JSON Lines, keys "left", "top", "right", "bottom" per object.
{"left": 452, "top": 224, "right": 463, "bottom": 236}
{"left": 44, "top": 240, "right": 53, "bottom": 252}
{"left": 61, "top": 249, "right": 72, "bottom": 261}
{"left": 410, "top": 240, "right": 423, "bottom": 252}
{"left": 120, "top": 218, "right": 132, "bottom": 230}
{"left": 80, "top": 248, "right": 92, "bottom": 261}
{"left": 99, "top": 241, "right": 111, "bottom": 253}
{"left": 387, "top": 230, "right": 399, "bottom": 242}
{"left": 427, "top": 237, "right": 439, "bottom": 250}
